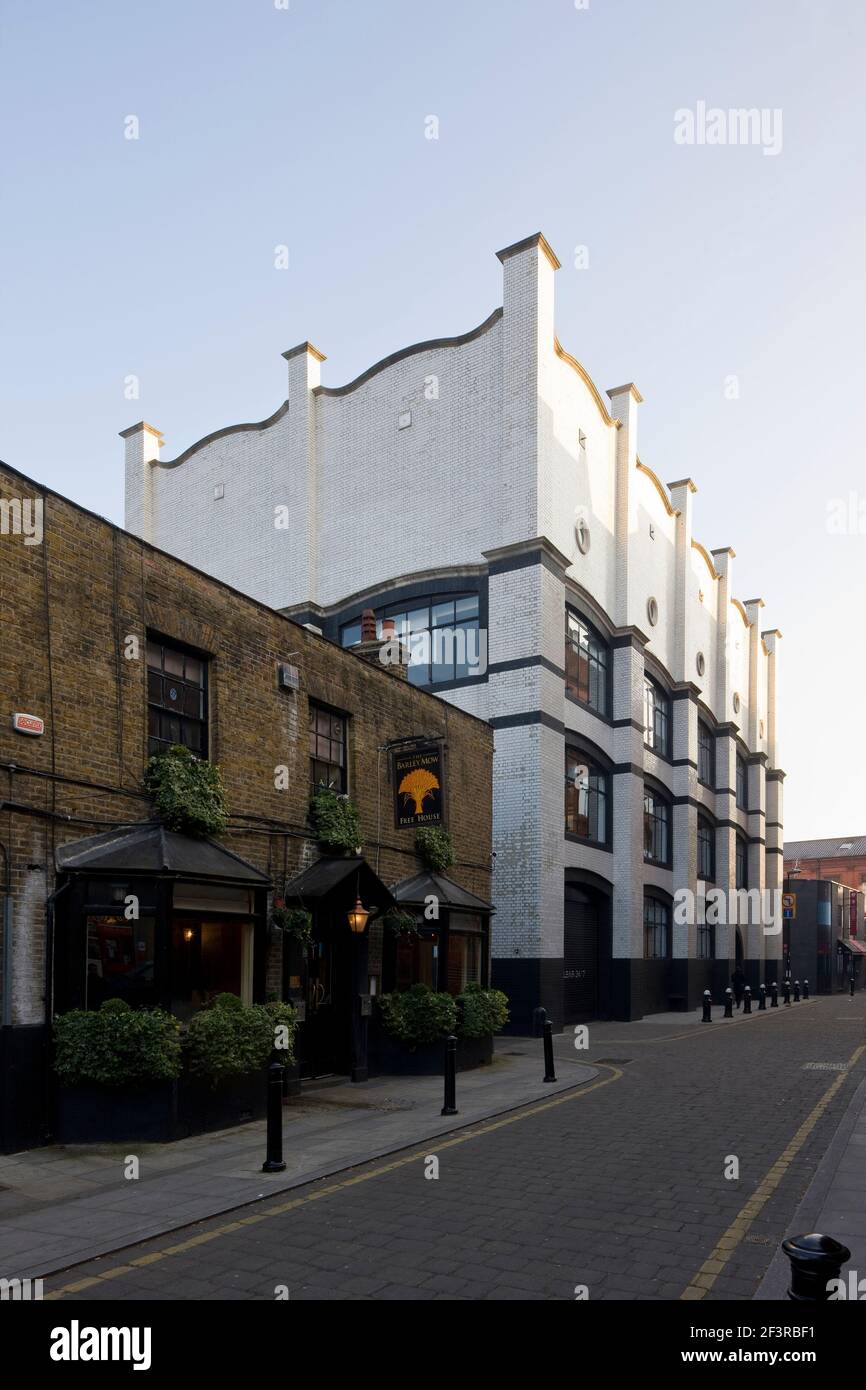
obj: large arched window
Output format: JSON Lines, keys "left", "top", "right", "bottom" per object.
{"left": 565, "top": 609, "right": 610, "bottom": 716}
{"left": 565, "top": 748, "right": 610, "bottom": 845}
{"left": 341, "top": 593, "right": 481, "bottom": 686}
{"left": 644, "top": 786, "right": 672, "bottom": 866}
{"left": 644, "top": 675, "right": 671, "bottom": 758}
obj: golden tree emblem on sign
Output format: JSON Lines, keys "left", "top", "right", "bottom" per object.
{"left": 398, "top": 768, "right": 440, "bottom": 817}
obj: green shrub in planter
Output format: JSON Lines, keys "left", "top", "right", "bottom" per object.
{"left": 457, "top": 983, "right": 510, "bottom": 1038}
{"left": 309, "top": 790, "right": 362, "bottom": 853}
{"left": 185, "top": 994, "right": 298, "bottom": 1082}
{"left": 53, "top": 1000, "right": 182, "bottom": 1089}
{"left": 144, "top": 744, "right": 228, "bottom": 837}
{"left": 415, "top": 826, "right": 455, "bottom": 872}
{"left": 376, "top": 983, "right": 458, "bottom": 1048}
{"left": 264, "top": 999, "right": 298, "bottom": 1066}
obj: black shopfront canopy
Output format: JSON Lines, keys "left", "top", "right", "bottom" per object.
{"left": 55, "top": 823, "right": 271, "bottom": 887}
{"left": 390, "top": 870, "right": 494, "bottom": 916}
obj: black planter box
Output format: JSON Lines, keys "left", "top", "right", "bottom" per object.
{"left": 54, "top": 1066, "right": 273, "bottom": 1144}
{"left": 370, "top": 1032, "right": 494, "bottom": 1076}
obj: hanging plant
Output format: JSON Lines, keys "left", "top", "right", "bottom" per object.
{"left": 271, "top": 905, "right": 314, "bottom": 948}
{"left": 383, "top": 907, "right": 420, "bottom": 940}
{"left": 144, "top": 744, "right": 228, "bottom": 838}
{"left": 415, "top": 826, "right": 454, "bottom": 873}
{"left": 309, "top": 790, "right": 362, "bottom": 854}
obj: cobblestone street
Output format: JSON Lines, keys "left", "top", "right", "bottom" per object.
{"left": 45, "top": 993, "right": 866, "bottom": 1302}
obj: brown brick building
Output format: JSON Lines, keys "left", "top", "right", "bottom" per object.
{"left": 0, "top": 460, "right": 493, "bottom": 1152}
{"left": 784, "top": 837, "right": 866, "bottom": 894}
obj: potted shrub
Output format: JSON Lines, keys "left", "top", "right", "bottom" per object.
{"left": 415, "top": 826, "right": 454, "bottom": 872}
{"left": 309, "top": 790, "right": 362, "bottom": 853}
{"left": 372, "top": 983, "right": 509, "bottom": 1076}
{"left": 181, "top": 993, "right": 297, "bottom": 1133}
{"left": 53, "top": 999, "right": 182, "bottom": 1142}
{"left": 144, "top": 744, "right": 228, "bottom": 837}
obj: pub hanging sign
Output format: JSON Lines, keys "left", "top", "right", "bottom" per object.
{"left": 393, "top": 742, "right": 444, "bottom": 829}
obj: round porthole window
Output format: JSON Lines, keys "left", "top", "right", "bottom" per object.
{"left": 575, "top": 515, "right": 591, "bottom": 555}
{"left": 647, "top": 596, "right": 659, "bottom": 626}
{"left": 696, "top": 651, "right": 706, "bottom": 677}
{"left": 733, "top": 692, "right": 741, "bottom": 714}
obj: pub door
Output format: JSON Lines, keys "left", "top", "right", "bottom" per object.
{"left": 299, "top": 916, "right": 353, "bottom": 1079}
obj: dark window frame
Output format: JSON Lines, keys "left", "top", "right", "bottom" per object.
{"left": 643, "top": 675, "right": 672, "bottom": 759}
{"left": 736, "top": 834, "right": 748, "bottom": 890}
{"left": 565, "top": 608, "right": 611, "bottom": 717}
{"left": 643, "top": 786, "right": 672, "bottom": 867}
{"left": 698, "top": 813, "right": 716, "bottom": 883}
{"left": 697, "top": 719, "right": 715, "bottom": 788}
{"left": 736, "top": 754, "right": 748, "bottom": 810}
{"left": 643, "top": 894, "right": 671, "bottom": 960}
{"left": 565, "top": 746, "right": 611, "bottom": 848}
{"left": 146, "top": 634, "right": 209, "bottom": 760}
{"left": 309, "top": 700, "right": 349, "bottom": 796}
{"left": 340, "top": 592, "right": 481, "bottom": 688}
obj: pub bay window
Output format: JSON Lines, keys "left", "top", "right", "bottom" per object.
{"left": 565, "top": 610, "right": 610, "bottom": 716}
{"left": 644, "top": 676, "right": 671, "bottom": 758}
{"left": 147, "top": 638, "right": 208, "bottom": 757}
{"left": 309, "top": 702, "right": 347, "bottom": 794}
{"left": 565, "top": 747, "right": 609, "bottom": 844}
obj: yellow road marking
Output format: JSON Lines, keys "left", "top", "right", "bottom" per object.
{"left": 45, "top": 1065, "right": 623, "bottom": 1300}
{"left": 679, "top": 1042, "right": 866, "bottom": 1300}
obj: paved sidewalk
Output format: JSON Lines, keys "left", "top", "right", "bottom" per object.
{"left": 755, "top": 1070, "right": 866, "bottom": 1299}
{"left": 0, "top": 1043, "right": 594, "bottom": 1282}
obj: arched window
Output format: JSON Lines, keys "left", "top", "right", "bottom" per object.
{"left": 643, "top": 896, "right": 670, "bottom": 959}
{"left": 340, "top": 593, "right": 481, "bottom": 686}
{"left": 644, "top": 787, "right": 671, "bottom": 866}
{"left": 565, "top": 609, "right": 610, "bottom": 716}
{"left": 698, "top": 813, "right": 716, "bottom": 882}
{"left": 644, "top": 675, "right": 671, "bottom": 758}
{"left": 697, "top": 719, "right": 715, "bottom": 787}
{"left": 565, "top": 748, "right": 609, "bottom": 845}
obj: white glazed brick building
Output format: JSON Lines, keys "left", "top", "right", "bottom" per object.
{"left": 123, "top": 232, "right": 784, "bottom": 1027}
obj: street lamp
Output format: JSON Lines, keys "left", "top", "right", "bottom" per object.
{"left": 347, "top": 897, "right": 370, "bottom": 934}
{"left": 347, "top": 886, "right": 371, "bottom": 1082}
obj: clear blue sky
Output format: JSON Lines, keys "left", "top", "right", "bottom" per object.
{"left": 2, "top": 0, "right": 864, "bottom": 838}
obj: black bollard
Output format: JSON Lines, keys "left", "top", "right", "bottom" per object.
{"left": 724, "top": 988, "right": 733, "bottom": 1019}
{"left": 793, "top": 979, "right": 800, "bottom": 1002}
{"left": 803, "top": 979, "right": 810, "bottom": 1000}
{"left": 850, "top": 974, "right": 856, "bottom": 998}
{"left": 543, "top": 1019, "right": 557, "bottom": 1083}
{"left": 262, "top": 1058, "right": 286, "bottom": 1173}
{"left": 759, "top": 984, "right": 766, "bottom": 1011}
{"left": 783, "top": 980, "right": 791, "bottom": 1006}
{"left": 743, "top": 985, "right": 752, "bottom": 1015}
{"left": 441, "top": 1034, "right": 458, "bottom": 1115}
{"left": 701, "top": 990, "right": 712, "bottom": 1023}
{"left": 532, "top": 1005, "right": 547, "bottom": 1039}
{"left": 771, "top": 981, "right": 779, "bottom": 1007}
{"left": 782, "top": 1233, "right": 851, "bottom": 1301}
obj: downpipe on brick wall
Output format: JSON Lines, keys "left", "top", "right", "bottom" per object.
{"left": 1, "top": 839, "right": 11, "bottom": 1028}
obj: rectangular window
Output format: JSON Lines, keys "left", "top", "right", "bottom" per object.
{"left": 736, "top": 755, "right": 748, "bottom": 810}
{"left": 698, "top": 721, "right": 715, "bottom": 787}
{"left": 565, "top": 748, "right": 608, "bottom": 844}
{"left": 565, "top": 611, "right": 609, "bottom": 716}
{"left": 697, "top": 923, "right": 714, "bottom": 960}
{"left": 309, "top": 702, "right": 347, "bottom": 794}
{"left": 698, "top": 816, "right": 716, "bottom": 882}
{"left": 644, "top": 791, "right": 671, "bottom": 866}
{"left": 736, "top": 837, "right": 748, "bottom": 890}
{"left": 644, "top": 677, "right": 671, "bottom": 758}
{"left": 147, "top": 638, "right": 208, "bottom": 758}
{"left": 446, "top": 931, "right": 482, "bottom": 995}
{"left": 643, "top": 898, "right": 669, "bottom": 959}
{"left": 86, "top": 915, "right": 157, "bottom": 1010}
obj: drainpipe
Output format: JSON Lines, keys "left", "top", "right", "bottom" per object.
{"left": 45, "top": 878, "right": 71, "bottom": 1025}
{"left": 1, "top": 840, "right": 10, "bottom": 1028}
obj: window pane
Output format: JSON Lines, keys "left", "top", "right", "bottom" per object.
{"left": 163, "top": 647, "right": 184, "bottom": 677}
{"left": 454, "top": 595, "right": 478, "bottom": 620}
{"left": 406, "top": 607, "right": 429, "bottom": 633}
{"left": 146, "top": 641, "right": 162, "bottom": 670}
{"left": 185, "top": 656, "right": 202, "bottom": 685}
{"left": 341, "top": 622, "right": 362, "bottom": 647}
{"left": 432, "top": 601, "right": 455, "bottom": 626}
